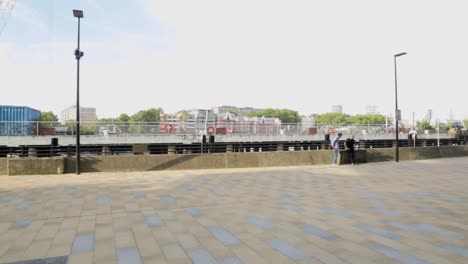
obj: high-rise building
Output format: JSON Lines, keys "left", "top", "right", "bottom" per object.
{"left": 424, "top": 109, "right": 433, "bottom": 123}
{"left": 365, "top": 105, "right": 379, "bottom": 115}
{"left": 61, "top": 105, "right": 97, "bottom": 123}
{"left": 331, "top": 105, "right": 343, "bottom": 114}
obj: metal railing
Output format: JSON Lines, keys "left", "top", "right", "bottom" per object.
{"left": 0, "top": 138, "right": 465, "bottom": 158}
{"left": 0, "top": 121, "right": 442, "bottom": 136}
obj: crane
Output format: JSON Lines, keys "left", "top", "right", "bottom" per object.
{"left": 0, "top": 0, "right": 16, "bottom": 37}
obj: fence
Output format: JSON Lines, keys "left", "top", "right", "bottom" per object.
{"left": 0, "top": 121, "right": 422, "bottom": 137}
{"left": 0, "top": 137, "right": 465, "bottom": 158}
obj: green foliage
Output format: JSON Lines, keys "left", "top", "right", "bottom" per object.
{"left": 98, "top": 118, "right": 114, "bottom": 123}
{"left": 349, "top": 114, "right": 386, "bottom": 125}
{"left": 40, "top": 111, "right": 58, "bottom": 122}
{"left": 441, "top": 123, "right": 454, "bottom": 131}
{"left": 116, "top": 113, "right": 131, "bottom": 122}
{"left": 245, "top": 108, "right": 301, "bottom": 123}
{"left": 313, "top": 113, "right": 350, "bottom": 125}
{"left": 130, "top": 108, "right": 163, "bottom": 123}
{"left": 464, "top": 119, "right": 468, "bottom": 128}
{"left": 39, "top": 111, "right": 60, "bottom": 128}
{"left": 312, "top": 113, "right": 386, "bottom": 125}
{"left": 416, "top": 121, "right": 433, "bottom": 130}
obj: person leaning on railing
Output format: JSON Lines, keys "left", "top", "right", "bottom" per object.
{"left": 344, "top": 134, "right": 356, "bottom": 165}
{"left": 331, "top": 133, "right": 342, "bottom": 165}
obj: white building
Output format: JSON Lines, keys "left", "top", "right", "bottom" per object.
{"left": 61, "top": 105, "right": 97, "bottom": 123}
{"left": 365, "top": 105, "right": 379, "bottom": 115}
{"left": 212, "top": 105, "right": 264, "bottom": 116}
{"left": 185, "top": 109, "right": 216, "bottom": 132}
{"left": 301, "top": 116, "right": 315, "bottom": 130}
{"left": 331, "top": 105, "right": 343, "bottom": 114}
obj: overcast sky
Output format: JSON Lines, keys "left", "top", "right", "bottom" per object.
{"left": 1, "top": 0, "right": 467, "bottom": 122}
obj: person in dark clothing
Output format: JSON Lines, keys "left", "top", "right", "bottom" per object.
{"left": 344, "top": 134, "right": 356, "bottom": 165}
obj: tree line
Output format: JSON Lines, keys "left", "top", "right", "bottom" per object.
{"left": 38, "top": 108, "right": 466, "bottom": 131}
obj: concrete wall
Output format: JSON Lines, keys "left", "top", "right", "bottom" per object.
{"left": 225, "top": 151, "right": 334, "bottom": 168}
{"left": 6, "top": 157, "right": 65, "bottom": 176}
{"left": 63, "top": 151, "right": 335, "bottom": 173}
{"left": 0, "top": 159, "right": 7, "bottom": 175}
{"left": 339, "top": 150, "right": 367, "bottom": 164}
{"left": 1, "top": 146, "right": 466, "bottom": 175}
{"left": 367, "top": 146, "right": 468, "bottom": 163}
{"left": 64, "top": 154, "right": 228, "bottom": 173}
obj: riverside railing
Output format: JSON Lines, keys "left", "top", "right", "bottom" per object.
{"left": 0, "top": 120, "right": 453, "bottom": 137}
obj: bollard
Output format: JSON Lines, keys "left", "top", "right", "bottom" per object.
{"left": 168, "top": 145, "right": 176, "bottom": 154}
{"left": 226, "top": 144, "right": 233, "bottom": 153}
{"left": 28, "top": 147, "right": 37, "bottom": 157}
{"left": 277, "top": 144, "right": 284, "bottom": 151}
{"left": 102, "top": 146, "right": 110, "bottom": 156}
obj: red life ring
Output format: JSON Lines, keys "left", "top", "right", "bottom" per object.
{"left": 164, "top": 124, "right": 174, "bottom": 133}
{"left": 207, "top": 126, "right": 216, "bottom": 135}
{"left": 226, "top": 127, "right": 233, "bottom": 133}
{"left": 327, "top": 127, "right": 335, "bottom": 134}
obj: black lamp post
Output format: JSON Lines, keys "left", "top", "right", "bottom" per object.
{"left": 73, "top": 10, "right": 84, "bottom": 174}
{"left": 394, "top": 52, "right": 406, "bottom": 162}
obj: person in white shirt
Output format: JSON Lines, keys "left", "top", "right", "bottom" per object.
{"left": 331, "top": 133, "right": 342, "bottom": 165}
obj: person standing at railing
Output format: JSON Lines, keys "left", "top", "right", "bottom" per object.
{"left": 344, "top": 134, "right": 356, "bottom": 165}
{"left": 331, "top": 133, "right": 342, "bottom": 165}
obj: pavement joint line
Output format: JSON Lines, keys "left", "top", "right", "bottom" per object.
{"left": 0, "top": 201, "right": 256, "bottom": 223}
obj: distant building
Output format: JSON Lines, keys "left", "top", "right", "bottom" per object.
{"left": 212, "top": 105, "right": 264, "bottom": 116}
{"left": 331, "top": 105, "right": 343, "bottom": 114}
{"left": 217, "top": 115, "right": 281, "bottom": 134}
{"left": 0, "top": 105, "right": 40, "bottom": 135}
{"left": 365, "top": 105, "right": 379, "bottom": 115}
{"left": 301, "top": 116, "right": 315, "bottom": 132}
{"left": 61, "top": 105, "right": 96, "bottom": 123}
{"left": 159, "top": 113, "right": 180, "bottom": 125}
{"left": 424, "top": 109, "right": 433, "bottom": 123}
{"left": 182, "top": 109, "right": 217, "bottom": 133}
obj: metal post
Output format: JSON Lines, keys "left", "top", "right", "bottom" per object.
{"left": 393, "top": 52, "right": 406, "bottom": 162}
{"left": 394, "top": 55, "right": 399, "bottom": 162}
{"left": 385, "top": 115, "right": 388, "bottom": 134}
{"left": 76, "top": 17, "right": 81, "bottom": 174}
{"left": 73, "top": 10, "right": 84, "bottom": 174}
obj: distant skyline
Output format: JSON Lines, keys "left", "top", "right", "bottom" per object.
{"left": 1, "top": 0, "right": 467, "bottom": 122}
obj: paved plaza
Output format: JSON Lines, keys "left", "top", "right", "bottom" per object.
{"left": 0, "top": 157, "right": 467, "bottom": 264}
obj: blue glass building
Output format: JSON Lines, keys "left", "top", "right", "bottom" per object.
{"left": 0, "top": 105, "right": 41, "bottom": 135}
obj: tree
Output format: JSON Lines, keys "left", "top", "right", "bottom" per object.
{"left": 312, "top": 113, "right": 386, "bottom": 126}
{"left": 416, "top": 120, "right": 433, "bottom": 130}
{"left": 116, "top": 113, "right": 131, "bottom": 123}
{"left": 130, "top": 108, "right": 163, "bottom": 123}
{"left": 245, "top": 108, "right": 301, "bottom": 123}
{"left": 349, "top": 114, "right": 386, "bottom": 125}
{"left": 441, "top": 123, "right": 454, "bottom": 131}
{"left": 313, "top": 113, "right": 350, "bottom": 125}
{"left": 39, "top": 111, "right": 60, "bottom": 128}
{"left": 464, "top": 119, "right": 468, "bottom": 128}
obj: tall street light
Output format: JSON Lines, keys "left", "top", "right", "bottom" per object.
{"left": 73, "top": 10, "right": 84, "bottom": 174}
{"left": 394, "top": 52, "right": 407, "bottom": 162}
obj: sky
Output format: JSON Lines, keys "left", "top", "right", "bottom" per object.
{"left": 1, "top": 0, "right": 467, "bottom": 122}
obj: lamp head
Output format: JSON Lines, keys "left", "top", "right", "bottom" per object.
{"left": 394, "top": 52, "right": 407, "bottom": 57}
{"left": 73, "top": 10, "right": 84, "bottom": 18}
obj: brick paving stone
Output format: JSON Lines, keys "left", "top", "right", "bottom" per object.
{"left": 0, "top": 157, "right": 467, "bottom": 264}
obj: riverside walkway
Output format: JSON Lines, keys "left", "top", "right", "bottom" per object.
{"left": 0, "top": 157, "right": 467, "bottom": 264}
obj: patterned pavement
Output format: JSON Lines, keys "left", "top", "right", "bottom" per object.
{"left": 0, "top": 157, "right": 467, "bottom": 264}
